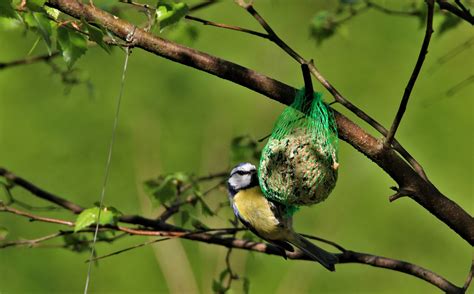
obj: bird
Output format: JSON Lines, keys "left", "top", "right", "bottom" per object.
{"left": 227, "top": 162, "right": 338, "bottom": 271}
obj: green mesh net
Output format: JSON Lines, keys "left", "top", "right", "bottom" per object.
{"left": 258, "top": 88, "right": 339, "bottom": 209}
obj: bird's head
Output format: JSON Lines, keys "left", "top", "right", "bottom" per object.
{"left": 227, "top": 162, "right": 259, "bottom": 197}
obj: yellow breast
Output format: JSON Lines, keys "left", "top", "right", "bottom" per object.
{"left": 233, "top": 187, "right": 283, "bottom": 239}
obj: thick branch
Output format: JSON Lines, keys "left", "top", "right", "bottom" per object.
{"left": 385, "top": 0, "right": 435, "bottom": 147}
{"left": 36, "top": 0, "right": 472, "bottom": 245}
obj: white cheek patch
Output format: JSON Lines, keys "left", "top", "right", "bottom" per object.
{"left": 229, "top": 174, "right": 251, "bottom": 190}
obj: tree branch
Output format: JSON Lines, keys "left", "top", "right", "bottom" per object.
{"left": 17, "top": 0, "right": 474, "bottom": 245}
{"left": 0, "top": 167, "right": 84, "bottom": 213}
{"left": 1, "top": 204, "right": 466, "bottom": 293}
{"left": 436, "top": 0, "right": 474, "bottom": 25}
{"left": 385, "top": 0, "right": 435, "bottom": 147}
{"left": 0, "top": 52, "right": 61, "bottom": 70}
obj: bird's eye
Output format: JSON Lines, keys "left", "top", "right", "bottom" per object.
{"left": 236, "top": 171, "right": 246, "bottom": 175}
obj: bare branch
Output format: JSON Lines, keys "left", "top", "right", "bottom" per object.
{"left": 86, "top": 237, "right": 171, "bottom": 263}
{"left": 0, "top": 167, "right": 84, "bottom": 213}
{"left": 436, "top": 0, "right": 474, "bottom": 24}
{"left": 0, "top": 52, "right": 61, "bottom": 70}
{"left": 365, "top": 1, "right": 421, "bottom": 16}
{"left": 2, "top": 204, "right": 465, "bottom": 293}
{"left": 385, "top": 0, "right": 435, "bottom": 147}
{"left": 185, "top": 15, "right": 269, "bottom": 39}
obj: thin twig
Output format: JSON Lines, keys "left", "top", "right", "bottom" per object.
{"left": 0, "top": 52, "right": 61, "bottom": 70}
{"left": 446, "top": 75, "right": 474, "bottom": 96}
{"left": 0, "top": 204, "right": 74, "bottom": 226}
{"left": 85, "top": 237, "right": 171, "bottom": 263}
{"left": 430, "top": 36, "right": 474, "bottom": 73}
{"left": 366, "top": 0, "right": 421, "bottom": 16}
{"left": 385, "top": 0, "right": 435, "bottom": 147}
{"left": 185, "top": 15, "right": 269, "bottom": 39}
{"left": 436, "top": 0, "right": 474, "bottom": 24}
{"left": 189, "top": 0, "right": 219, "bottom": 12}
{"left": 0, "top": 167, "right": 84, "bottom": 213}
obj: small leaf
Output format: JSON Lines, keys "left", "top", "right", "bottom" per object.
{"left": 24, "top": 12, "right": 55, "bottom": 54}
{"left": 180, "top": 210, "right": 190, "bottom": 226}
{"left": 198, "top": 197, "right": 214, "bottom": 216}
{"left": 438, "top": 13, "right": 461, "bottom": 35}
{"left": 26, "top": 0, "right": 47, "bottom": 12}
{"left": 44, "top": 7, "right": 60, "bottom": 20}
{"left": 0, "top": 226, "right": 8, "bottom": 241}
{"left": 57, "top": 26, "right": 87, "bottom": 68}
{"left": 165, "top": 22, "right": 199, "bottom": 45}
{"left": 83, "top": 20, "right": 111, "bottom": 53}
{"left": 63, "top": 234, "right": 89, "bottom": 253}
{"left": 309, "top": 11, "right": 337, "bottom": 45}
{"left": 0, "top": 0, "right": 16, "bottom": 19}
{"left": 145, "top": 172, "right": 192, "bottom": 206}
{"left": 219, "top": 268, "right": 230, "bottom": 283}
{"left": 155, "top": 1, "right": 189, "bottom": 31}
{"left": 0, "top": 17, "right": 22, "bottom": 30}
{"left": 74, "top": 206, "right": 121, "bottom": 232}
{"left": 243, "top": 277, "right": 250, "bottom": 294}
{"left": 191, "top": 218, "right": 209, "bottom": 230}
{"left": 212, "top": 279, "right": 224, "bottom": 293}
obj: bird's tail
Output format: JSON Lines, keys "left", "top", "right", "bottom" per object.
{"left": 287, "top": 233, "right": 338, "bottom": 271}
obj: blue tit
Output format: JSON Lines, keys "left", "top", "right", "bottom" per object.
{"left": 227, "top": 162, "right": 338, "bottom": 271}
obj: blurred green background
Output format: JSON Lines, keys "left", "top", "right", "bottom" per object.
{"left": 0, "top": 0, "right": 473, "bottom": 293}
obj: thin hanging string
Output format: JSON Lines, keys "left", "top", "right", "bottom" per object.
{"left": 83, "top": 46, "right": 131, "bottom": 294}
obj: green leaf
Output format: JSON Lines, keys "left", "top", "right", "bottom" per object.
{"left": 74, "top": 206, "right": 121, "bottom": 232}
{"left": 243, "top": 277, "right": 250, "bottom": 294}
{"left": 212, "top": 279, "right": 224, "bottom": 293}
{"left": 0, "top": 0, "right": 16, "bottom": 19}
{"left": 44, "top": 7, "right": 60, "bottom": 20}
{"left": 191, "top": 218, "right": 209, "bottom": 230}
{"left": 219, "top": 268, "right": 230, "bottom": 283}
{"left": 63, "top": 234, "right": 89, "bottom": 253}
{"left": 180, "top": 210, "right": 190, "bottom": 226}
{"left": 83, "top": 20, "right": 111, "bottom": 53}
{"left": 145, "top": 172, "right": 191, "bottom": 206}
{"left": 24, "top": 12, "right": 55, "bottom": 54}
{"left": 309, "top": 11, "right": 337, "bottom": 45}
{"left": 26, "top": 0, "right": 46, "bottom": 12}
{"left": 57, "top": 26, "right": 87, "bottom": 68}
{"left": 438, "top": 13, "right": 461, "bottom": 35}
{"left": 164, "top": 22, "right": 199, "bottom": 45}
{"left": 0, "top": 17, "right": 22, "bottom": 30}
{"left": 155, "top": 1, "right": 189, "bottom": 31}
{"left": 0, "top": 226, "right": 8, "bottom": 241}
{"left": 198, "top": 196, "right": 214, "bottom": 216}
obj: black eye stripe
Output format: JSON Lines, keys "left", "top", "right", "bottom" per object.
{"left": 230, "top": 170, "right": 255, "bottom": 176}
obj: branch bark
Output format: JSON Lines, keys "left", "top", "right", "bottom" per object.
{"left": 14, "top": 0, "right": 474, "bottom": 245}
{"left": 0, "top": 204, "right": 466, "bottom": 293}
